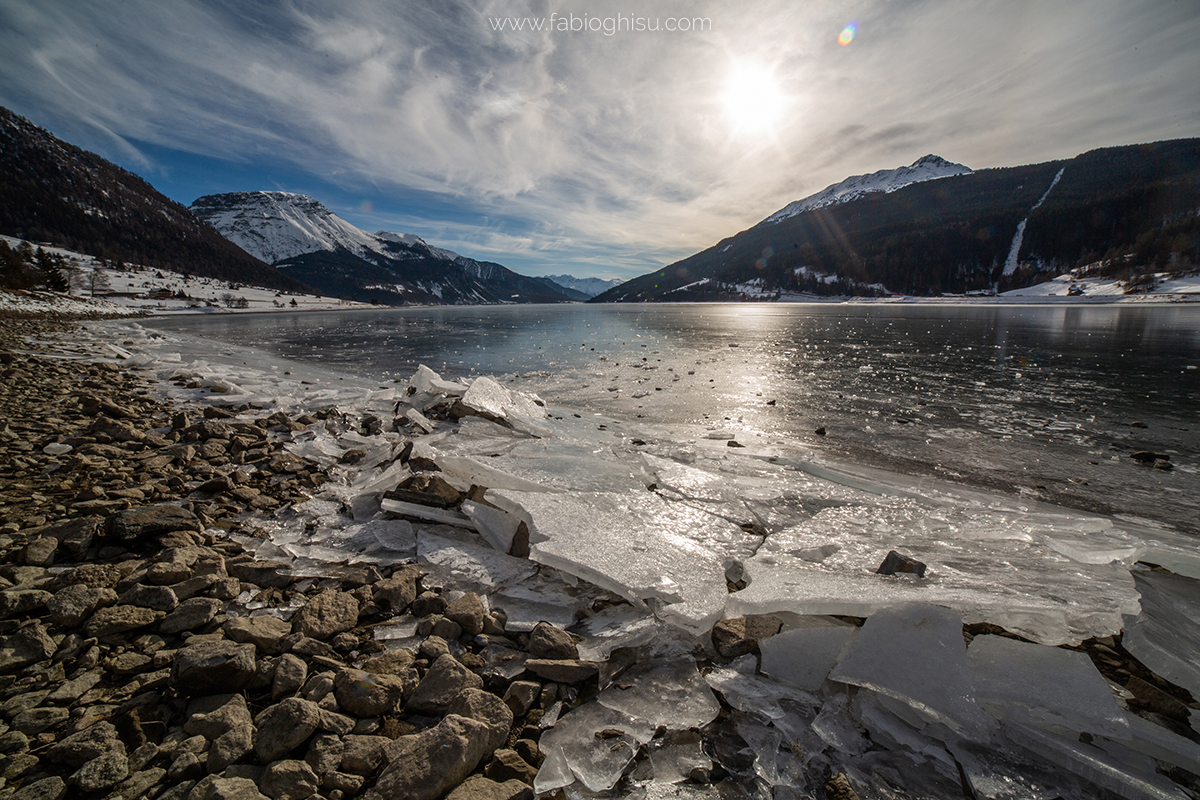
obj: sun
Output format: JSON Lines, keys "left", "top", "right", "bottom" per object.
{"left": 721, "top": 62, "right": 785, "bottom": 135}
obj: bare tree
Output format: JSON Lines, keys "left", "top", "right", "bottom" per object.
{"left": 88, "top": 267, "right": 112, "bottom": 297}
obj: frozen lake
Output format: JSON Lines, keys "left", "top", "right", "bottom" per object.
{"left": 144, "top": 302, "right": 1200, "bottom": 536}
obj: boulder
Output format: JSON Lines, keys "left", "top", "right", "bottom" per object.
{"left": 444, "top": 592, "right": 486, "bottom": 636}
{"left": 291, "top": 590, "right": 358, "bottom": 640}
{"left": 447, "top": 776, "right": 533, "bottom": 800}
{"left": 710, "top": 615, "right": 783, "bottom": 658}
{"left": 333, "top": 668, "right": 412, "bottom": 718}
{"left": 522, "top": 659, "right": 598, "bottom": 684}
{"left": 172, "top": 641, "right": 257, "bottom": 696}
{"left": 366, "top": 715, "right": 494, "bottom": 800}
{"left": 526, "top": 622, "right": 579, "bottom": 659}
{"left": 85, "top": 605, "right": 163, "bottom": 638}
{"left": 106, "top": 504, "right": 201, "bottom": 541}
{"left": 448, "top": 688, "right": 514, "bottom": 757}
{"left": 259, "top": 759, "right": 319, "bottom": 800}
{"left": 254, "top": 698, "right": 322, "bottom": 762}
{"left": 272, "top": 653, "right": 308, "bottom": 700}
{"left": 0, "top": 623, "right": 57, "bottom": 673}
{"left": 340, "top": 734, "right": 390, "bottom": 775}
{"left": 225, "top": 616, "right": 292, "bottom": 655}
{"left": 47, "top": 585, "right": 117, "bottom": 627}
{"left": 160, "top": 597, "right": 224, "bottom": 635}
{"left": 406, "top": 654, "right": 484, "bottom": 716}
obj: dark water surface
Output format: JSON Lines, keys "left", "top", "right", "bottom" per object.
{"left": 143, "top": 303, "right": 1200, "bottom": 534}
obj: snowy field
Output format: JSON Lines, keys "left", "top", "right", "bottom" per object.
{"left": 36, "top": 316, "right": 1200, "bottom": 799}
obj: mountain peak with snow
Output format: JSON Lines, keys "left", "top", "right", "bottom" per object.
{"left": 760, "top": 154, "right": 972, "bottom": 225}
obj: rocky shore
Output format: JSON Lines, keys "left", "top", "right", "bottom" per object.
{"left": 1, "top": 314, "right": 1199, "bottom": 800}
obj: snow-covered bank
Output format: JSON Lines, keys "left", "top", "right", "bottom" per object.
{"left": 67, "top": 318, "right": 1200, "bottom": 799}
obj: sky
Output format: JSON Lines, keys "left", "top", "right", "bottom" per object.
{"left": 1, "top": 0, "right": 1198, "bottom": 281}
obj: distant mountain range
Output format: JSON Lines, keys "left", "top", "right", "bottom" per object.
{"left": 190, "top": 191, "right": 581, "bottom": 305}
{"left": 595, "top": 140, "right": 1200, "bottom": 301}
{"left": 0, "top": 106, "right": 305, "bottom": 292}
{"left": 535, "top": 274, "right": 623, "bottom": 298}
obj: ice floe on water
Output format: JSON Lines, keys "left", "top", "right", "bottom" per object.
{"left": 78, "top": 320, "right": 1200, "bottom": 799}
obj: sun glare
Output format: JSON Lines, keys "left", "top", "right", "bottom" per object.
{"left": 722, "top": 62, "right": 785, "bottom": 136}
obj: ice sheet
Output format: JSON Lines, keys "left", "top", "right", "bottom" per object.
{"left": 597, "top": 660, "right": 720, "bottom": 731}
{"left": 828, "top": 604, "right": 993, "bottom": 740}
{"left": 536, "top": 701, "right": 657, "bottom": 792}
{"left": 1121, "top": 566, "right": 1200, "bottom": 699}
{"left": 759, "top": 622, "right": 857, "bottom": 692}
{"left": 416, "top": 530, "right": 537, "bottom": 589}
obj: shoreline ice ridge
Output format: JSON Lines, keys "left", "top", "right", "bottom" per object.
{"left": 77, "top": 319, "right": 1200, "bottom": 799}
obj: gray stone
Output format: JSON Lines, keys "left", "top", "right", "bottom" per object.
{"left": 107, "top": 504, "right": 201, "bottom": 541}
{"left": 0, "top": 730, "right": 29, "bottom": 754}
{"left": 147, "top": 560, "right": 193, "bottom": 585}
{"left": 259, "top": 759, "right": 319, "bottom": 800}
{"left": 502, "top": 681, "right": 540, "bottom": 718}
{"left": 116, "top": 767, "right": 167, "bottom": 799}
{"left": 168, "top": 750, "right": 205, "bottom": 782}
{"left": 0, "top": 623, "right": 56, "bottom": 673}
{"left": 432, "top": 617, "right": 464, "bottom": 641}
{"left": 332, "top": 668, "right": 411, "bottom": 718}
{"left": 45, "top": 721, "right": 123, "bottom": 766}
{"left": 317, "top": 708, "right": 355, "bottom": 735}
{"left": 227, "top": 559, "right": 293, "bottom": 589}
{"left": 711, "top": 615, "right": 783, "bottom": 659}
{"left": 11, "top": 706, "right": 69, "bottom": 734}
{"left": 291, "top": 591, "right": 358, "bottom": 640}
{"left": 85, "top": 605, "right": 164, "bottom": 638}
{"left": 33, "top": 516, "right": 102, "bottom": 556}
{"left": 418, "top": 635, "right": 450, "bottom": 661}
{"left": 185, "top": 694, "right": 252, "bottom": 739}
{"left": 444, "top": 592, "right": 486, "bottom": 636}
{"left": 447, "top": 776, "right": 534, "bottom": 800}
{"left": 485, "top": 750, "right": 538, "bottom": 785}
{"left": 105, "top": 651, "right": 152, "bottom": 674}
{"left": 161, "top": 597, "right": 224, "bottom": 635}
{"left": 366, "top": 715, "right": 493, "bottom": 800}
{"left": 9, "top": 776, "right": 66, "bottom": 800}
{"left": 202, "top": 776, "right": 270, "bottom": 800}
{"left": 522, "top": 659, "right": 598, "bottom": 684}
{"left": 322, "top": 771, "right": 365, "bottom": 795}
{"left": 448, "top": 688, "right": 514, "bottom": 757}
{"left": 360, "top": 647, "right": 416, "bottom": 676}
{"left": 71, "top": 749, "right": 129, "bottom": 791}
{"left": 526, "top": 622, "right": 578, "bottom": 660}
{"left": 254, "top": 698, "right": 322, "bottom": 762}
{"left": 22, "top": 537, "right": 58, "bottom": 567}
{"left": 47, "top": 584, "right": 117, "bottom": 627}
{"left": 339, "top": 735, "right": 389, "bottom": 775}
{"left": 373, "top": 568, "right": 419, "bottom": 613}
{"left": 304, "top": 734, "right": 343, "bottom": 776}
{"left": 407, "top": 653, "right": 484, "bottom": 716}
{"left": 272, "top": 652, "right": 308, "bottom": 700}
{"left": 226, "top": 616, "right": 293, "bottom": 655}
{"left": 172, "top": 641, "right": 257, "bottom": 696}
{"left": 208, "top": 721, "right": 256, "bottom": 773}
{"left": 119, "top": 583, "right": 179, "bottom": 612}
{"left": 55, "top": 563, "right": 121, "bottom": 589}
{"left": 46, "top": 669, "right": 102, "bottom": 702}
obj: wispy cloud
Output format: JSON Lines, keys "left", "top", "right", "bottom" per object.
{"left": 1, "top": 0, "right": 1197, "bottom": 279}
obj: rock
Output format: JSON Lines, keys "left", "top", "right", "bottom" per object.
{"left": 305, "top": 734, "right": 343, "bottom": 776}
{"left": 11, "top": 706, "right": 69, "bottom": 734}
{"left": 1154, "top": 459, "right": 1174, "bottom": 471}
{"left": 522, "top": 659, "right": 598, "bottom": 684}
{"left": 105, "top": 651, "right": 152, "bottom": 674}
{"left": 432, "top": 617, "right": 464, "bottom": 641}
{"left": 710, "top": 615, "right": 783, "bottom": 658}
{"left": 1125, "top": 675, "right": 1191, "bottom": 721}
{"left": 71, "top": 749, "right": 129, "bottom": 792}
{"left": 407, "top": 653, "right": 484, "bottom": 716}
{"left": 410, "top": 591, "right": 446, "bottom": 617}
{"left": 373, "top": 568, "right": 420, "bottom": 613}
{"left": 361, "top": 648, "right": 416, "bottom": 676}
{"left": 485, "top": 750, "right": 538, "bottom": 785}
{"left": 0, "top": 622, "right": 57, "bottom": 673}
{"left": 0, "top": 589, "right": 52, "bottom": 619}
{"left": 448, "top": 688, "right": 514, "bottom": 757}
{"left": 333, "top": 668, "right": 412, "bottom": 718}
{"left": 814, "top": 426, "right": 826, "bottom": 436}
{"left": 226, "top": 616, "right": 293, "bottom": 655}
{"left": 1131, "top": 450, "right": 1171, "bottom": 464}
{"left": 227, "top": 559, "right": 293, "bottom": 589}
{"left": 22, "top": 537, "right": 58, "bottom": 567}
{"left": 172, "top": 641, "right": 257, "bottom": 696}
{"left": 119, "top": 583, "right": 179, "bottom": 612}
{"left": 824, "top": 773, "right": 862, "bottom": 800}
{"left": 366, "top": 715, "right": 494, "bottom": 800}
{"left": 0, "top": 730, "right": 28, "bottom": 754}
{"left": 185, "top": 694, "right": 252, "bottom": 739}
{"left": 876, "top": 550, "right": 927, "bottom": 578}
{"left": 34, "top": 516, "right": 103, "bottom": 556}
{"left": 56, "top": 563, "right": 121, "bottom": 589}
{"left": 116, "top": 767, "right": 167, "bottom": 800}
{"left": 447, "top": 776, "right": 534, "bottom": 800}
{"left": 209, "top": 721, "right": 256, "bottom": 773}
{"left": 502, "top": 681, "right": 540, "bottom": 718}
{"left": 340, "top": 735, "right": 390, "bottom": 775}
{"left": 259, "top": 759, "right": 319, "bottom": 800}
{"left": 47, "top": 584, "right": 117, "bottom": 627}
{"left": 45, "top": 721, "right": 123, "bottom": 766}
{"left": 202, "top": 776, "right": 270, "bottom": 799}
{"left": 254, "top": 698, "right": 322, "bottom": 762}
{"left": 526, "top": 622, "right": 579, "bottom": 659}
{"left": 107, "top": 504, "right": 201, "bottom": 541}
{"left": 86, "top": 604, "right": 164, "bottom": 638}
{"left": 445, "top": 592, "right": 486, "bottom": 636}
{"left": 291, "top": 591, "right": 359, "bottom": 640}
{"left": 9, "top": 776, "right": 66, "bottom": 800}
{"left": 272, "top": 653, "right": 308, "bottom": 700}
{"left": 160, "top": 596, "right": 224, "bottom": 634}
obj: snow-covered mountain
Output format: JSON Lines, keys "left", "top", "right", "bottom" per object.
{"left": 760, "top": 155, "right": 972, "bottom": 225}
{"left": 190, "top": 192, "right": 576, "bottom": 306}
{"left": 536, "top": 274, "right": 624, "bottom": 298}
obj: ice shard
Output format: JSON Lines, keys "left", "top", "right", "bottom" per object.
{"left": 536, "top": 701, "right": 657, "bottom": 792}
{"left": 759, "top": 620, "right": 857, "bottom": 692}
{"left": 1120, "top": 567, "right": 1200, "bottom": 700}
{"left": 597, "top": 660, "right": 720, "bottom": 731}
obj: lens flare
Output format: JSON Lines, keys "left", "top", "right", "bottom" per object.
{"left": 838, "top": 22, "right": 856, "bottom": 46}
{"left": 359, "top": 199, "right": 374, "bottom": 213}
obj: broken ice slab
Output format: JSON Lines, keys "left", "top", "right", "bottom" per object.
{"left": 1100, "top": 711, "right": 1200, "bottom": 777}
{"left": 810, "top": 694, "right": 868, "bottom": 757}
{"left": 409, "top": 364, "right": 468, "bottom": 396}
{"left": 536, "top": 701, "right": 657, "bottom": 792}
{"left": 597, "top": 660, "right": 720, "bottom": 731}
{"left": 704, "top": 654, "right": 820, "bottom": 724}
{"left": 829, "top": 604, "right": 994, "bottom": 740}
{"left": 759, "top": 621, "right": 857, "bottom": 692}
{"left": 461, "top": 500, "right": 524, "bottom": 555}
{"left": 405, "top": 407, "right": 435, "bottom": 432}
{"left": 461, "top": 375, "right": 547, "bottom": 419}
{"left": 727, "top": 503, "right": 1142, "bottom": 646}
{"left": 643, "top": 454, "right": 780, "bottom": 504}
{"left": 949, "top": 739, "right": 1091, "bottom": 800}
{"left": 646, "top": 731, "right": 711, "bottom": 785}
{"left": 1004, "top": 718, "right": 1190, "bottom": 800}
{"left": 479, "top": 440, "right": 654, "bottom": 493}
{"left": 492, "top": 489, "right": 739, "bottom": 635}
{"left": 488, "top": 576, "right": 585, "bottom": 632}
{"left": 967, "top": 634, "right": 1129, "bottom": 740}
{"left": 736, "top": 717, "right": 784, "bottom": 784}
{"left": 432, "top": 455, "right": 550, "bottom": 494}
{"left": 574, "top": 606, "right": 664, "bottom": 662}
{"left": 855, "top": 693, "right": 959, "bottom": 770}
{"left": 1121, "top": 566, "right": 1200, "bottom": 700}
{"left": 381, "top": 498, "right": 473, "bottom": 527}
{"left": 416, "top": 530, "right": 537, "bottom": 590}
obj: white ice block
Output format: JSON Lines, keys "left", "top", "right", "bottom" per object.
{"left": 409, "top": 364, "right": 467, "bottom": 396}
{"left": 967, "top": 634, "right": 1129, "bottom": 740}
{"left": 381, "top": 498, "right": 473, "bottom": 526}
{"left": 597, "top": 660, "right": 720, "bottom": 731}
{"left": 494, "top": 489, "right": 735, "bottom": 635}
{"left": 461, "top": 499, "right": 523, "bottom": 554}
{"left": 1121, "top": 567, "right": 1200, "bottom": 700}
{"left": 704, "top": 655, "right": 820, "bottom": 724}
{"left": 829, "top": 603, "right": 993, "bottom": 740}
{"left": 759, "top": 623, "right": 857, "bottom": 692}
{"left": 646, "top": 732, "right": 711, "bottom": 785}
{"left": 405, "top": 407, "right": 436, "bottom": 432}
{"left": 416, "top": 530, "right": 536, "bottom": 590}
{"left": 537, "top": 701, "right": 656, "bottom": 792}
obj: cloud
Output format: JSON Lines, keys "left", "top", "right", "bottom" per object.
{"left": 1, "top": 0, "right": 1197, "bottom": 279}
